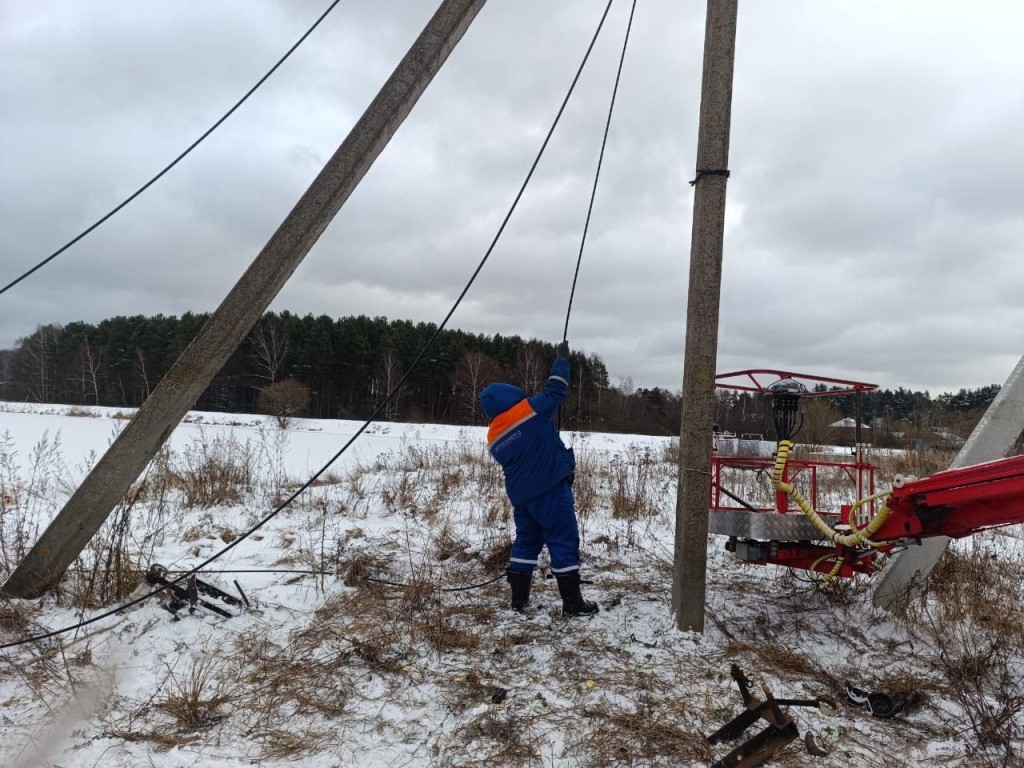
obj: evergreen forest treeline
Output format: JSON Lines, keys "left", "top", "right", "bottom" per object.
{"left": 0, "top": 312, "right": 1002, "bottom": 443}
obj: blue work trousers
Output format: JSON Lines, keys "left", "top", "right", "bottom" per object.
{"left": 507, "top": 480, "right": 580, "bottom": 574}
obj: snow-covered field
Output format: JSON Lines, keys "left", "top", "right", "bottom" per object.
{"left": 1, "top": 403, "right": 1022, "bottom": 767}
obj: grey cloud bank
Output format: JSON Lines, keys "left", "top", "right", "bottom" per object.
{"left": 2, "top": 0, "right": 1022, "bottom": 396}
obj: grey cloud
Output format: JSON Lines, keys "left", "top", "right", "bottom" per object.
{"left": 2, "top": 0, "right": 1023, "bottom": 397}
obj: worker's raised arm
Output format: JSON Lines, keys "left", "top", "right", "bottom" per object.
{"left": 528, "top": 353, "right": 570, "bottom": 418}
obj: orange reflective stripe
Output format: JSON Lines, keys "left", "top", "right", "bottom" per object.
{"left": 487, "top": 399, "right": 536, "bottom": 446}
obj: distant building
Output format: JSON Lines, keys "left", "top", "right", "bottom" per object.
{"left": 828, "top": 418, "right": 871, "bottom": 429}
{"left": 932, "top": 427, "right": 965, "bottom": 447}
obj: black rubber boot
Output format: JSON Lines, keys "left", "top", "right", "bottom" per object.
{"left": 506, "top": 569, "right": 532, "bottom": 612}
{"left": 555, "top": 572, "right": 599, "bottom": 617}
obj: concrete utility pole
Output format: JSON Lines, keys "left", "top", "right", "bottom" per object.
{"left": 672, "top": 0, "right": 739, "bottom": 632}
{"left": 3, "top": 0, "right": 488, "bottom": 598}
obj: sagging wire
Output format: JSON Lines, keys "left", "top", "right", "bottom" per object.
{"left": 557, "top": 0, "right": 636, "bottom": 433}
{"left": 0, "top": 0, "right": 619, "bottom": 653}
{"left": 0, "top": 0, "right": 344, "bottom": 298}
{"left": 363, "top": 573, "right": 505, "bottom": 593}
{"left": 562, "top": 0, "right": 637, "bottom": 344}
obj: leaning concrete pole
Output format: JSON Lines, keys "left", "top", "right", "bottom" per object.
{"left": 873, "top": 353, "right": 1024, "bottom": 611}
{"left": 672, "top": 0, "right": 738, "bottom": 633}
{"left": 3, "top": 0, "right": 488, "bottom": 598}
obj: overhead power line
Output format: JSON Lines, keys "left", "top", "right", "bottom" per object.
{"left": 563, "top": 0, "right": 637, "bottom": 343}
{"left": 0, "top": 0, "right": 343, "bottom": 299}
{"left": 0, "top": 0, "right": 618, "bottom": 652}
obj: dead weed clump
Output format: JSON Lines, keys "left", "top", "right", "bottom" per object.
{"left": 572, "top": 446, "right": 600, "bottom": 537}
{"left": 156, "top": 655, "right": 232, "bottom": 728}
{"left": 477, "top": 536, "right": 512, "bottom": 573}
{"left": 236, "top": 627, "right": 352, "bottom": 712}
{"left": 254, "top": 727, "right": 333, "bottom": 761}
{"left": 873, "top": 449, "right": 957, "bottom": 484}
{"left": 414, "top": 604, "right": 487, "bottom": 654}
{"left": 0, "top": 599, "right": 32, "bottom": 636}
{"left": 921, "top": 544, "right": 1024, "bottom": 641}
{"left": 576, "top": 704, "right": 713, "bottom": 767}
{"left": 444, "top": 709, "right": 543, "bottom": 767}
{"left": 723, "top": 640, "right": 836, "bottom": 691}
{"left": 432, "top": 521, "right": 471, "bottom": 562}
{"left": 102, "top": 727, "right": 201, "bottom": 752}
{"left": 608, "top": 449, "right": 660, "bottom": 522}
{"left": 310, "top": 591, "right": 413, "bottom": 676}
{"left": 380, "top": 471, "right": 422, "bottom": 517}
{"left": 61, "top": 495, "right": 146, "bottom": 609}
{"left": 441, "top": 669, "right": 494, "bottom": 713}
{"left": 904, "top": 545, "right": 1024, "bottom": 765}
{"left": 172, "top": 434, "right": 255, "bottom": 508}
{"left": 0, "top": 430, "right": 69, "bottom": 580}
{"left": 340, "top": 552, "right": 382, "bottom": 587}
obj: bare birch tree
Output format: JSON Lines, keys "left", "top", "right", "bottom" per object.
{"left": 250, "top": 320, "right": 289, "bottom": 387}
{"left": 456, "top": 350, "right": 501, "bottom": 424}
{"left": 515, "top": 346, "right": 546, "bottom": 394}
{"left": 17, "top": 324, "right": 61, "bottom": 403}
{"left": 372, "top": 350, "right": 403, "bottom": 420}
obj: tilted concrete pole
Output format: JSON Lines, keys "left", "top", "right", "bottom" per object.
{"left": 672, "top": 0, "right": 738, "bottom": 633}
{"left": 873, "top": 353, "right": 1024, "bottom": 611}
{"left": 3, "top": 0, "right": 488, "bottom": 598}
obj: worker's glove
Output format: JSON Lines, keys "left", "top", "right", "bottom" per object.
{"left": 556, "top": 340, "right": 570, "bottom": 359}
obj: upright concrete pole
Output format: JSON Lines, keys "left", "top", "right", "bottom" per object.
{"left": 3, "top": 0, "right": 488, "bottom": 598}
{"left": 672, "top": 0, "right": 738, "bottom": 632}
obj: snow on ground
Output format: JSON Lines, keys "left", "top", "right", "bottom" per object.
{"left": 1, "top": 402, "right": 1022, "bottom": 767}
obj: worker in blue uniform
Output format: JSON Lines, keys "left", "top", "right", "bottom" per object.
{"left": 479, "top": 341, "right": 598, "bottom": 616}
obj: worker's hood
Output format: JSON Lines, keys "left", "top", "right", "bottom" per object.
{"left": 479, "top": 383, "right": 527, "bottom": 420}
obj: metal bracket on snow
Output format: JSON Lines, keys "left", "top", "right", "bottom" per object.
{"left": 707, "top": 664, "right": 835, "bottom": 768}
{"left": 143, "top": 563, "right": 246, "bottom": 619}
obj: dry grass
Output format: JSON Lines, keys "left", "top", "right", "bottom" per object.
{"left": 4, "top": 424, "right": 1022, "bottom": 768}
{"left": 442, "top": 708, "right": 545, "bottom": 767}
{"left": 103, "top": 727, "right": 202, "bottom": 751}
{"left": 414, "top": 603, "right": 489, "bottom": 654}
{"left": 478, "top": 537, "right": 513, "bottom": 572}
{"left": 872, "top": 448, "right": 958, "bottom": 482}
{"left": 608, "top": 448, "right": 660, "bottom": 521}
{"left": 431, "top": 520, "right": 471, "bottom": 562}
{"left": 254, "top": 727, "right": 334, "bottom": 760}
{"left": 440, "top": 669, "right": 496, "bottom": 712}
{"left": 65, "top": 406, "right": 96, "bottom": 418}
{"left": 60, "top": 492, "right": 147, "bottom": 609}
{"left": 156, "top": 655, "right": 232, "bottom": 727}
{"left": 576, "top": 704, "right": 714, "bottom": 767}
{"left": 172, "top": 435, "right": 254, "bottom": 508}
{"left": 902, "top": 545, "right": 1024, "bottom": 766}
{"left": 0, "top": 599, "right": 32, "bottom": 636}
{"left": 723, "top": 640, "right": 835, "bottom": 689}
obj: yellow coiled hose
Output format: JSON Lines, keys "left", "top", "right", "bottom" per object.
{"left": 772, "top": 440, "right": 892, "bottom": 550}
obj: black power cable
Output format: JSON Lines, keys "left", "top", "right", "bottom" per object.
{"left": 0, "top": 0, "right": 618, "bottom": 653}
{"left": 0, "top": 0, "right": 343, "bottom": 299}
{"left": 557, "top": 0, "right": 635, "bottom": 435}
{"left": 166, "top": 569, "right": 504, "bottom": 591}
{"left": 562, "top": 0, "right": 637, "bottom": 344}
{"left": 364, "top": 573, "right": 505, "bottom": 593}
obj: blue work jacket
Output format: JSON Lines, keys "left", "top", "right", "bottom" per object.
{"left": 480, "top": 358, "right": 575, "bottom": 506}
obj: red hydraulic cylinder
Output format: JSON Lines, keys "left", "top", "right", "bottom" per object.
{"left": 878, "top": 454, "right": 1024, "bottom": 540}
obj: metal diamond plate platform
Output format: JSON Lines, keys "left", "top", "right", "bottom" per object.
{"left": 709, "top": 509, "right": 839, "bottom": 541}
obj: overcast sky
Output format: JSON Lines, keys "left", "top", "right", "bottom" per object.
{"left": 3, "top": 0, "right": 1023, "bottom": 396}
